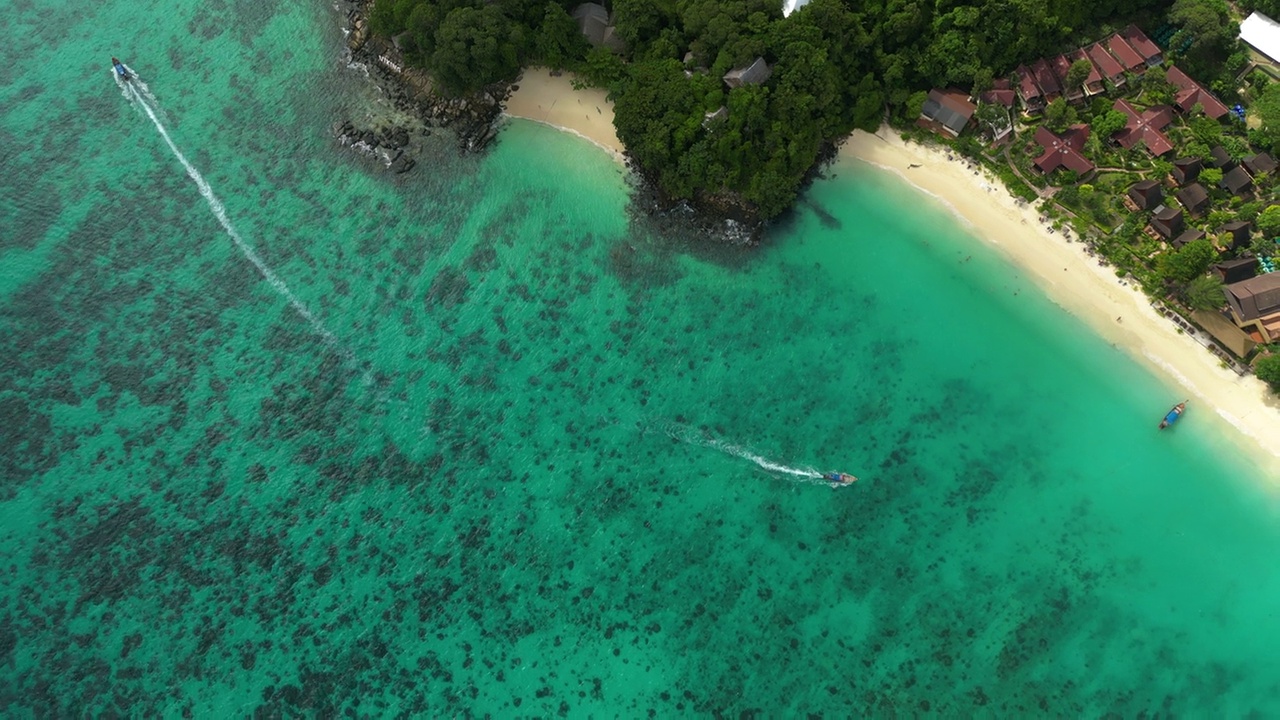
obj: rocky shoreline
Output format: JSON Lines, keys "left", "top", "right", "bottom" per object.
{"left": 335, "top": 0, "right": 772, "bottom": 244}
{"left": 336, "top": 0, "right": 511, "bottom": 173}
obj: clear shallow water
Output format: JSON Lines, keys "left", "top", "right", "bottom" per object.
{"left": 3, "top": 0, "right": 1280, "bottom": 714}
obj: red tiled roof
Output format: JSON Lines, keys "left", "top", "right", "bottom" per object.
{"left": 1107, "top": 34, "right": 1145, "bottom": 72}
{"left": 1033, "top": 124, "right": 1094, "bottom": 174}
{"left": 1031, "top": 58, "right": 1061, "bottom": 94}
{"left": 980, "top": 88, "right": 1017, "bottom": 107}
{"left": 1069, "top": 49, "right": 1102, "bottom": 87}
{"left": 1123, "top": 25, "right": 1162, "bottom": 62}
{"left": 1015, "top": 65, "right": 1041, "bottom": 100}
{"left": 1165, "top": 65, "right": 1229, "bottom": 119}
{"left": 1051, "top": 54, "right": 1073, "bottom": 84}
{"left": 1113, "top": 99, "right": 1174, "bottom": 155}
{"left": 1086, "top": 42, "right": 1125, "bottom": 80}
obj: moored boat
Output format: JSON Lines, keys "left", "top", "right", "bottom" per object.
{"left": 1158, "top": 401, "right": 1187, "bottom": 430}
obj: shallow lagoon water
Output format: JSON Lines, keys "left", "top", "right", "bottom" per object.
{"left": 3, "top": 0, "right": 1280, "bottom": 714}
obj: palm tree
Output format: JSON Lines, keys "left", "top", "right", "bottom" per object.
{"left": 1186, "top": 272, "right": 1225, "bottom": 311}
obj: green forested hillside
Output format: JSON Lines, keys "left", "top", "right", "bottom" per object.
{"left": 370, "top": 0, "right": 1178, "bottom": 218}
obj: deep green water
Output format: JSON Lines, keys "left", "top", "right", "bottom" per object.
{"left": 4, "top": 0, "right": 1280, "bottom": 715}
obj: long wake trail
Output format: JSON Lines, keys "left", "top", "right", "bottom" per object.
{"left": 120, "top": 74, "right": 359, "bottom": 370}
{"left": 660, "top": 422, "right": 830, "bottom": 485}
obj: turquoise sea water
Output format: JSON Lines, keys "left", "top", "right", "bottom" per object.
{"left": 5, "top": 0, "right": 1280, "bottom": 714}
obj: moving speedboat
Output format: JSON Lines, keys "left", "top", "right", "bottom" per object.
{"left": 1158, "top": 401, "right": 1187, "bottom": 430}
{"left": 823, "top": 472, "right": 857, "bottom": 485}
{"left": 111, "top": 57, "right": 131, "bottom": 80}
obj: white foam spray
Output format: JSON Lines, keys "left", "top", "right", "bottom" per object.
{"left": 660, "top": 422, "right": 833, "bottom": 485}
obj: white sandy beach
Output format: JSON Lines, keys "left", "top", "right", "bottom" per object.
{"left": 500, "top": 77, "right": 1280, "bottom": 475}
{"left": 840, "top": 128, "right": 1280, "bottom": 476}
{"left": 503, "top": 67, "right": 624, "bottom": 160}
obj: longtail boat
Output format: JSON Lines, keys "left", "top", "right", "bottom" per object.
{"left": 1158, "top": 401, "right": 1187, "bottom": 430}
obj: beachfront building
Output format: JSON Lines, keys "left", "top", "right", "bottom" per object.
{"left": 1193, "top": 308, "right": 1259, "bottom": 358}
{"left": 1150, "top": 205, "right": 1185, "bottom": 239}
{"left": 1240, "top": 11, "right": 1280, "bottom": 64}
{"left": 1122, "top": 25, "right": 1163, "bottom": 67}
{"left": 1165, "top": 66, "right": 1230, "bottom": 120}
{"left": 1127, "top": 179, "right": 1164, "bottom": 210}
{"left": 724, "top": 57, "right": 771, "bottom": 88}
{"left": 919, "top": 89, "right": 976, "bottom": 137}
{"left": 1032, "top": 124, "right": 1094, "bottom": 175}
{"left": 1176, "top": 183, "right": 1211, "bottom": 215}
{"left": 1224, "top": 272, "right": 1280, "bottom": 343}
{"left": 1112, "top": 100, "right": 1174, "bottom": 156}
{"left": 1014, "top": 65, "right": 1045, "bottom": 113}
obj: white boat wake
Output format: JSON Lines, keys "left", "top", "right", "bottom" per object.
{"left": 659, "top": 422, "right": 835, "bottom": 486}
{"left": 115, "top": 66, "right": 369, "bottom": 382}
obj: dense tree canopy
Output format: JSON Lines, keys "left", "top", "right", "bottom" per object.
{"left": 367, "top": 0, "right": 1179, "bottom": 217}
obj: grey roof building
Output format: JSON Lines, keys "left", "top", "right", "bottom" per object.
{"left": 1222, "top": 165, "right": 1254, "bottom": 195}
{"left": 919, "top": 89, "right": 977, "bottom": 137}
{"left": 1175, "top": 183, "right": 1210, "bottom": 215}
{"left": 1224, "top": 271, "right": 1280, "bottom": 342}
{"left": 573, "top": 4, "right": 624, "bottom": 53}
{"left": 724, "top": 57, "right": 771, "bottom": 88}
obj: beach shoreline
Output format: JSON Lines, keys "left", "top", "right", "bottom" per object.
{"left": 502, "top": 67, "right": 625, "bottom": 161}
{"left": 838, "top": 128, "right": 1280, "bottom": 476}
{"left": 499, "top": 72, "right": 1280, "bottom": 474}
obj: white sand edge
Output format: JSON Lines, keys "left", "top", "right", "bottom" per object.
{"left": 500, "top": 74, "right": 1280, "bottom": 475}
{"left": 840, "top": 127, "right": 1280, "bottom": 477}
{"left": 502, "top": 67, "right": 625, "bottom": 162}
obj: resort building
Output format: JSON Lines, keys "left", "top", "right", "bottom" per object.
{"left": 724, "top": 57, "right": 771, "bottom": 88}
{"left": 572, "top": 3, "right": 625, "bottom": 53}
{"left": 1014, "top": 65, "right": 1045, "bottom": 112}
{"left": 1112, "top": 100, "right": 1174, "bottom": 156}
{"left": 1218, "top": 221, "right": 1254, "bottom": 252}
{"left": 1244, "top": 152, "right": 1278, "bottom": 176}
{"left": 1210, "top": 145, "right": 1235, "bottom": 169}
{"left": 1127, "top": 179, "right": 1164, "bottom": 211}
{"left": 1031, "top": 59, "right": 1062, "bottom": 101}
{"left": 1222, "top": 165, "right": 1254, "bottom": 195}
{"left": 1122, "top": 25, "right": 1163, "bottom": 67}
{"left": 1240, "top": 11, "right": 1280, "bottom": 64}
{"left": 1175, "top": 183, "right": 1210, "bottom": 215}
{"left": 1172, "top": 228, "right": 1206, "bottom": 249}
{"left": 1224, "top": 272, "right": 1280, "bottom": 343}
{"left": 1171, "top": 157, "right": 1202, "bottom": 185}
{"left": 1032, "top": 124, "right": 1094, "bottom": 175}
{"left": 1215, "top": 255, "right": 1259, "bottom": 282}
{"left": 1086, "top": 42, "right": 1127, "bottom": 88}
{"left": 1107, "top": 34, "right": 1146, "bottom": 74}
{"left": 1165, "top": 66, "right": 1229, "bottom": 120}
{"left": 1052, "top": 54, "right": 1085, "bottom": 103}
{"left": 1150, "top": 205, "right": 1185, "bottom": 239}
{"left": 1192, "top": 308, "right": 1258, "bottom": 358}
{"left": 1069, "top": 49, "right": 1104, "bottom": 96}
{"left": 919, "top": 89, "right": 976, "bottom": 137}
{"left": 979, "top": 79, "right": 1017, "bottom": 108}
